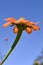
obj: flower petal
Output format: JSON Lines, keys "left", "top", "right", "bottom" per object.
{"left": 25, "top": 22, "right": 34, "bottom": 27}
{"left": 3, "top": 22, "right": 11, "bottom": 28}
{"left": 13, "top": 26, "right": 18, "bottom": 34}
{"left": 26, "top": 27, "right": 32, "bottom": 34}
{"left": 4, "top": 17, "right": 16, "bottom": 23}
{"left": 32, "top": 26, "right": 40, "bottom": 31}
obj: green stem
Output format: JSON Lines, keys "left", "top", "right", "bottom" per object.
{"left": 1, "top": 29, "right": 22, "bottom": 65}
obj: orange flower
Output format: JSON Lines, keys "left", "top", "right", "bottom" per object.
{"left": 3, "top": 17, "right": 40, "bottom": 34}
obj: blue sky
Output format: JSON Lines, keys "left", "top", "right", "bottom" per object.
{"left": 0, "top": 0, "right": 43, "bottom": 65}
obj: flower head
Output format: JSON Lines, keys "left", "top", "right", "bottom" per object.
{"left": 3, "top": 17, "right": 40, "bottom": 34}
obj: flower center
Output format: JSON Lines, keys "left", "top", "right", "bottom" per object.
{"left": 16, "top": 24, "right": 26, "bottom": 31}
